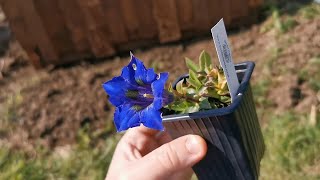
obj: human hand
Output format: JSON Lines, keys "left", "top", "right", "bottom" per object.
{"left": 105, "top": 126, "right": 207, "bottom": 180}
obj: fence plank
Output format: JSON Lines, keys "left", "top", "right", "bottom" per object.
{"left": 231, "top": 0, "right": 249, "bottom": 21}
{"left": 0, "top": 0, "right": 34, "bottom": 62}
{"left": 33, "top": 0, "right": 75, "bottom": 60}
{"left": 221, "top": 0, "right": 232, "bottom": 25}
{"left": 152, "top": 0, "right": 181, "bottom": 43}
{"left": 57, "top": 0, "right": 91, "bottom": 58}
{"left": 101, "top": 0, "right": 128, "bottom": 45}
{"left": 76, "top": 0, "right": 115, "bottom": 57}
{"left": 1, "top": 0, "right": 262, "bottom": 67}
{"left": 119, "top": 0, "right": 140, "bottom": 40}
{"left": 1, "top": 0, "right": 59, "bottom": 66}
{"left": 21, "top": 0, "right": 59, "bottom": 65}
{"left": 135, "top": 0, "right": 157, "bottom": 39}
{"left": 191, "top": 0, "right": 211, "bottom": 32}
{"left": 249, "top": 0, "right": 263, "bottom": 8}
{"left": 207, "top": 0, "right": 221, "bottom": 26}
{"left": 175, "top": 0, "right": 193, "bottom": 32}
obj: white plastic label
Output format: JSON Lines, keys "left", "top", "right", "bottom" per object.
{"left": 211, "top": 19, "right": 239, "bottom": 102}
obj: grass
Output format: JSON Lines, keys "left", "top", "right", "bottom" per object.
{"left": 298, "top": 55, "right": 320, "bottom": 92}
{"left": 260, "top": 112, "right": 320, "bottom": 180}
{"left": 0, "top": 128, "right": 120, "bottom": 180}
{"left": 299, "top": 3, "right": 320, "bottom": 20}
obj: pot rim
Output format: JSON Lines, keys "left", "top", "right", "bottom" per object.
{"left": 162, "top": 61, "right": 255, "bottom": 122}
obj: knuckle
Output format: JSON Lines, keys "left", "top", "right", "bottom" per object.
{"left": 157, "top": 143, "right": 180, "bottom": 171}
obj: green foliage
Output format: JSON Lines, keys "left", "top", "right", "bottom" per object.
{"left": 0, "top": 129, "right": 120, "bottom": 180}
{"left": 260, "top": 8, "right": 298, "bottom": 34}
{"left": 260, "top": 112, "right": 320, "bottom": 179}
{"left": 167, "top": 50, "right": 231, "bottom": 113}
{"left": 299, "top": 3, "right": 320, "bottom": 20}
{"left": 299, "top": 56, "right": 320, "bottom": 92}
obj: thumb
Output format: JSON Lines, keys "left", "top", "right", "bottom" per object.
{"left": 136, "top": 135, "right": 207, "bottom": 179}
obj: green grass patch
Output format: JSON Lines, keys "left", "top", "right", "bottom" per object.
{"left": 298, "top": 56, "right": 320, "bottom": 92}
{"left": 260, "top": 112, "right": 320, "bottom": 180}
{"left": 0, "top": 130, "right": 120, "bottom": 180}
{"left": 299, "top": 3, "right": 320, "bottom": 20}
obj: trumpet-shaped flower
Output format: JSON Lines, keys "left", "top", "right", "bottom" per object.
{"left": 102, "top": 53, "right": 173, "bottom": 132}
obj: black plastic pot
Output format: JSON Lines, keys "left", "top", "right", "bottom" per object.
{"left": 162, "top": 62, "right": 265, "bottom": 180}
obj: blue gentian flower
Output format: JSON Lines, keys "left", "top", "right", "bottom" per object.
{"left": 102, "top": 53, "right": 173, "bottom": 132}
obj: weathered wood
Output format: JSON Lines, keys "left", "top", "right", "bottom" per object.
{"left": 76, "top": 0, "right": 115, "bottom": 57}
{"left": 135, "top": 0, "right": 157, "bottom": 39}
{"left": 119, "top": 0, "right": 140, "bottom": 40}
{"left": 152, "top": 0, "right": 181, "bottom": 43}
{"left": 207, "top": 0, "right": 222, "bottom": 26}
{"left": 221, "top": 0, "right": 232, "bottom": 25}
{"left": 1, "top": 0, "right": 58, "bottom": 67}
{"left": 0, "top": 0, "right": 33, "bottom": 58}
{"left": 33, "top": 0, "right": 75, "bottom": 60}
{"left": 0, "top": 0, "right": 263, "bottom": 67}
{"left": 249, "top": 0, "right": 263, "bottom": 8}
{"left": 57, "top": 0, "right": 91, "bottom": 57}
{"left": 21, "top": 0, "right": 59, "bottom": 65}
{"left": 231, "top": 0, "right": 249, "bottom": 21}
{"left": 101, "top": 0, "right": 128, "bottom": 45}
{"left": 175, "top": 0, "right": 193, "bottom": 32}
{"left": 191, "top": 0, "right": 211, "bottom": 32}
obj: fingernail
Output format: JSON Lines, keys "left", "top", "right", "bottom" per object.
{"left": 186, "top": 136, "right": 201, "bottom": 154}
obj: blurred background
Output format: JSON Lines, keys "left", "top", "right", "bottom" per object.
{"left": 0, "top": 0, "right": 319, "bottom": 179}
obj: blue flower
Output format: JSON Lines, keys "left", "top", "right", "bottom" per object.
{"left": 102, "top": 53, "right": 173, "bottom": 132}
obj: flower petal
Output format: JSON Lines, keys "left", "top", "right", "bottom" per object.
{"left": 131, "top": 54, "right": 157, "bottom": 84}
{"left": 151, "top": 72, "right": 169, "bottom": 109}
{"left": 121, "top": 65, "right": 138, "bottom": 86}
{"left": 132, "top": 56, "right": 148, "bottom": 84}
{"left": 146, "top": 68, "right": 157, "bottom": 83}
{"left": 140, "top": 106, "right": 164, "bottom": 131}
{"left": 102, "top": 76, "right": 130, "bottom": 107}
{"left": 114, "top": 104, "right": 140, "bottom": 132}
{"left": 152, "top": 72, "right": 169, "bottom": 98}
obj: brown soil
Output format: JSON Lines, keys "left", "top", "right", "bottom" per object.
{"left": 1, "top": 12, "right": 319, "bottom": 150}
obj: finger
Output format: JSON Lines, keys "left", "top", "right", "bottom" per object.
{"left": 135, "top": 135, "right": 207, "bottom": 179}
{"left": 127, "top": 125, "right": 160, "bottom": 137}
{"left": 118, "top": 125, "right": 169, "bottom": 158}
{"left": 125, "top": 125, "right": 172, "bottom": 145}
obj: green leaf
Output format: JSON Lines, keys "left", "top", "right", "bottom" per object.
{"left": 187, "top": 78, "right": 198, "bottom": 89}
{"left": 186, "top": 87, "right": 196, "bottom": 95}
{"left": 169, "top": 101, "right": 188, "bottom": 112}
{"left": 176, "top": 80, "right": 184, "bottom": 94}
{"left": 187, "top": 79, "right": 202, "bottom": 90}
{"left": 198, "top": 86, "right": 208, "bottom": 96}
{"left": 199, "top": 50, "right": 212, "bottom": 72}
{"left": 220, "top": 96, "right": 231, "bottom": 103}
{"left": 168, "top": 83, "right": 173, "bottom": 92}
{"left": 185, "top": 58, "right": 199, "bottom": 72}
{"left": 189, "top": 69, "right": 197, "bottom": 80}
{"left": 199, "top": 52, "right": 206, "bottom": 71}
{"left": 189, "top": 70, "right": 202, "bottom": 87}
{"left": 199, "top": 98, "right": 212, "bottom": 110}
{"left": 169, "top": 100, "right": 199, "bottom": 113}
{"left": 207, "top": 88, "right": 220, "bottom": 98}
{"left": 185, "top": 103, "right": 200, "bottom": 113}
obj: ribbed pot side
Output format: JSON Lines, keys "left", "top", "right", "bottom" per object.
{"left": 163, "top": 62, "right": 265, "bottom": 180}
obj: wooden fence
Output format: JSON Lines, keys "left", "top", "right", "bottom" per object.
{"left": 0, "top": 0, "right": 262, "bottom": 67}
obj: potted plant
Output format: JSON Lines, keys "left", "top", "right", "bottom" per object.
{"left": 102, "top": 51, "right": 264, "bottom": 180}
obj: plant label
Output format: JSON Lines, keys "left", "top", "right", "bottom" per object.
{"left": 211, "top": 19, "right": 239, "bottom": 102}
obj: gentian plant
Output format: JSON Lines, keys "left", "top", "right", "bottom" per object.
{"left": 102, "top": 51, "right": 230, "bottom": 132}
